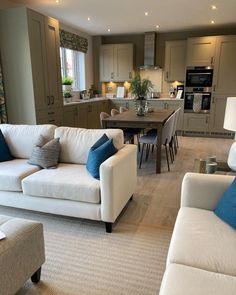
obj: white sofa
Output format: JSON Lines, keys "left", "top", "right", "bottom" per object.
{"left": 160, "top": 172, "right": 236, "bottom": 295}
{"left": 0, "top": 124, "right": 137, "bottom": 233}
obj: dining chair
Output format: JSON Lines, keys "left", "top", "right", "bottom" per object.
{"left": 102, "top": 111, "right": 133, "bottom": 144}
{"left": 111, "top": 108, "right": 120, "bottom": 117}
{"left": 174, "top": 107, "right": 181, "bottom": 151}
{"left": 139, "top": 112, "right": 176, "bottom": 171}
{"left": 100, "top": 112, "right": 110, "bottom": 128}
{"left": 119, "top": 106, "right": 128, "bottom": 113}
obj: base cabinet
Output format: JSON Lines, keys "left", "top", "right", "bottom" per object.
{"left": 209, "top": 96, "right": 227, "bottom": 133}
{"left": 63, "top": 106, "right": 78, "bottom": 127}
{"left": 184, "top": 113, "right": 210, "bottom": 132}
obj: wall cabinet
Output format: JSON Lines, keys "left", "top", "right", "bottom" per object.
{"left": 0, "top": 7, "right": 62, "bottom": 124}
{"left": 213, "top": 35, "right": 236, "bottom": 95}
{"left": 186, "top": 36, "right": 217, "bottom": 66}
{"left": 100, "top": 44, "right": 133, "bottom": 82}
{"left": 164, "top": 40, "right": 186, "bottom": 82}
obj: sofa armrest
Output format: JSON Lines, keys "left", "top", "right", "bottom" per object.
{"left": 100, "top": 144, "right": 137, "bottom": 222}
{"left": 181, "top": 172, "right": 234, "bottom": 210}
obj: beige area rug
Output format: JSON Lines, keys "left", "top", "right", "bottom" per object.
{"left": 0, "top": 206, "right": 171, "bottom": 295}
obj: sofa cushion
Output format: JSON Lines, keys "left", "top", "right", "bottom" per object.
{"left": 214, "top": 177, "right": 236, "bottom": 229}
{"left": 0, "top": 124, "right": 56, "bottom": 159}
{"left": 160, "top": 264, "right": 236, "bottom": 295}
{"left": 28, "top": 135, "right": 60, "bottom": 169}
{"left": 22, "top": 163, "right": 101, "bottom": 204}
{"left": 54, "top": 127, "right": 124, "bottom": 164}
{"left": 87, "top": 134, "right": 117, "bottom": 179}
{"left": 0, "top": 159, "right": 41, "bottom": 192}
{"left": 167, "top": 207, "right": 236, "bottom": 276}
{"left": 0, "top": 130, "right": 14, "bottom": 162}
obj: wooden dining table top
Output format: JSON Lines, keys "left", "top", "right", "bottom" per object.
{"left": 103, "top": 109, "right": 174, "bottom": 128}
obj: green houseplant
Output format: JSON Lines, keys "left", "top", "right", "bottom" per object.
{"left": 130, "top": 74, "right": 152, "bottom": 116}
{"left": 62, "top": 76, "right": 73, "bottom": 92}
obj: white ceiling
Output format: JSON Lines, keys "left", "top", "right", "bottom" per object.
{"left": 11, "top": 0, "right": 236, "bottom": 35}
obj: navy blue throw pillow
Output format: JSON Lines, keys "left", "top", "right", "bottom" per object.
{"left": 0, "top": 130, "right": 14, "bottom": 162}
{"left": 86, "top": 134, "right": 117, "bottom": 179}
{"left": 214, "top": 177, "right": 236, "bottom": 229}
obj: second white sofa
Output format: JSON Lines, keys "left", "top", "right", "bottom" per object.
{"left": 0, "top": 124, "right": 137, "bottom": 233}
{"left": 160, "top": 173, "right": 236, "bottom": 295}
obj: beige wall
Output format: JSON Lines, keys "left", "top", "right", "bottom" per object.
{"left": 60, "top": 24, "right": 93, "bottom": 90}
{"left": 0, "top": 0, "right": 16, "bottom": 9}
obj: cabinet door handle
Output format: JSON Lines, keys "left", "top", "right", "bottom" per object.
{"left": 50, "top": 95, "right": 54, "bottom": 105}
{"left": 212, "top": 96, "right": 215, "bottom": 104}
{"left": 126, "top": 102, "right": 129, "bottom": 109}
{"left": 213, "top": 85, "right": 216, "bottom": 92}
{"left": 211, "top": 56, "right": 214, "bottom": 65}
{"left": 48, "top": 111, "right": 55, "bottom": 115}
{"left": 48, "top": 119, "right": 55, "bottom": 123}
{"left": 111, "top": 72, "right": 114, "bottom": 79}
{"left": 129, "top": 72, "right": 132, "bottom": 79}
{"left": 166, "top": 71, "right": 169, "bottom": 80}
{"left": 47, "top": 96, "right": 50, "bottom": 105}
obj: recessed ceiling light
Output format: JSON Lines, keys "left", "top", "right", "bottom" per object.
{"left": 211, "top": 5, "right": 217, "bottom": 10}
{"left": 55, "top": 0, "right": 59, "bottom": 3}
{"left": 145, "top": 12, "right": 148, "bottom": 16}
{"left": 108, "top": 28, "right": 111, "bottom": 32}
{"left": 156, "top": 25, "right": 160, "bottom": 29}
{"left": 211, "top": 20, "right": 215, "bottom": 24}
{"left": 87, "top": 17, "right": 91, "bottom": 21}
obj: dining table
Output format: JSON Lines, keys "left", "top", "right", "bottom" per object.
{"left": 102, "top": 109, "right": 174, "bottom": 174}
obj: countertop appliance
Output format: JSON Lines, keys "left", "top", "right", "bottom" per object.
{"left": 151, "top": 92, "right": 160, "bottom": 98}
{"left": 184, "top": 91, "right": 211, "bottom": 113}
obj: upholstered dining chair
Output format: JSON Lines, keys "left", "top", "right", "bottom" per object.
{"left": 139, "top": 112, "right": 176, "bottom": 171}
{"left": 111, "top": 108, "right": 120, "bottom": 117}
{"left": 100, "top": 111, "right": 133, "bottom": 144}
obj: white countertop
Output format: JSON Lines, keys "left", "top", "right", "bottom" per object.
{"left": 63, "top": 96, "right": 183, "bottom": 106}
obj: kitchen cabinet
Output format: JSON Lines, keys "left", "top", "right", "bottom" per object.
{"left": 100, "top": 44, "right": 133, "bottom": 82}
{"left": 183, "top": 113, "right": 210, "bottom": 132}
{"left": 164, "top": 40, "right": 186, "bottom": 82}
{"left": 213, "top": 35, "right": 236, "bottom": 95}
{"left": 63, "top": 106, "right": 78, "bottom": 127}
{"left": 110, "top": 99, "right": 134, "bottom": 111}
{"left": 0, "top": 7, "right": 62, "bottom": 124}
{"left": 209, "top": 95, "right": 228, "bottom": 133}
{"left": 77, "top": 100, "right": 109, "bottom": 129}
{"left": 186, "top": 36, "right": 217, "bottom": 66}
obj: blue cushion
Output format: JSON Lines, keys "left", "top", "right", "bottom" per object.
{"left": 0, "top": 130, "right": 13, "bottom": 162}
{"left": 214, "top": 177, "right": 236, "bottom": 229}
{"left": 86, "top": 134, "right": 117, "bottom": 179}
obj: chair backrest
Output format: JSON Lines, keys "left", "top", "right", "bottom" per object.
{"left": 120, "top": 106, "right": 128, "bottom": 113}
{"left": 162, "top": 113, "right": 176, "bottom": 145}
{"left": 111, "top": 108, "right": 120, "bottom": 117}
{"left": 172, "top": 107, "right": 181, "bottom": 136}
{"left": 100, "top": 112, "right": 110, "bottom": 128}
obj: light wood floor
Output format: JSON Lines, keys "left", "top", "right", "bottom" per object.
{"left": 119, "top": 135, "right": 233, "bottom": 230}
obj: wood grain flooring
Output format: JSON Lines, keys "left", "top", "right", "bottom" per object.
{"left": 119, "top": 135, "right": 233, "bottom": 230}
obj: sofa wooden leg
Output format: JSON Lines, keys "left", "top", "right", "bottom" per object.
{"left": 31, "top": 267, "right": 41, "bottom": 283}
{"left": 105, "top": 222, "right": 112, "bottom": 233}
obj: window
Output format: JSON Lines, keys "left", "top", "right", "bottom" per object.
{"left": 60, "top": 47, "right": 86, "bottom": 91}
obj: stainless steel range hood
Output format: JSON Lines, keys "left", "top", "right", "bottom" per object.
{"left": 139, "top": 32, "right": 161, "bottom": 70}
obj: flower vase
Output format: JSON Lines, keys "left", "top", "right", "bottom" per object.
{"left": 135, "top": 98, "right": 146, "bottom": 116}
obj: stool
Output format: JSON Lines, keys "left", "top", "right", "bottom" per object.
{"left": 0, "top": 215, "right": 45, "bottom": 295}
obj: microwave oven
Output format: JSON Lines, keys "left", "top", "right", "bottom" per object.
{"left": 185, "top": 66, "right": 213, "bottom": 88}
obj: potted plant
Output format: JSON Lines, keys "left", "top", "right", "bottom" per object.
{"left": 130, "top": 74, "right": 152, "bottom": 116}
{"left": 62, "top": 76, "right": 73, "bottom": 92}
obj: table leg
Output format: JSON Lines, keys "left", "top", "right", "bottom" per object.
{"left": 156, "top": 125, "right": 162, "bottom": 173}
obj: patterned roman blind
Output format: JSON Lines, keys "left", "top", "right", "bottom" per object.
{"left": 0, "top": 56, "right": 7, "bottom": 124}
{"left": 60, "top": 29, "right": 88, "bottom": 53}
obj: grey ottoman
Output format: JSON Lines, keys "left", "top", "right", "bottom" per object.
{"left": 0, "top": 215, "right": 45, "bottom": 295}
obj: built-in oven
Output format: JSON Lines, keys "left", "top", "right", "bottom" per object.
{"left": 186, "top": 66, "right": 213, "bottom": 89}
{"left": 184, "top": 91, "right": 211, "bottom": 113}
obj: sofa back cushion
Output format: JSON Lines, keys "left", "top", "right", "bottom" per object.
{"left": 0, "top": 124, "right": 57, "bottom": 159}
{"left": 54, "top": 127, "right": 124, "bottom": 164}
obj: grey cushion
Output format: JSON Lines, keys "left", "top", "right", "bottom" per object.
{"left": 28, "top": 135, "right": 60, "bottom": 169}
